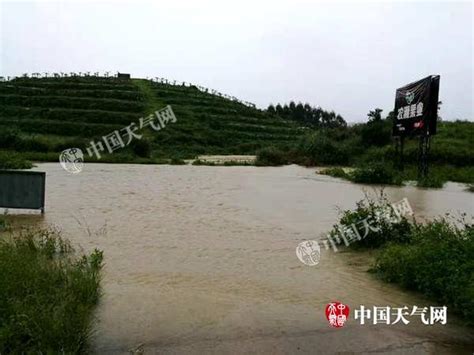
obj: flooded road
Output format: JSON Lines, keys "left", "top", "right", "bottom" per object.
{"left": 8, "top": 163, "right": 474, "bottom": 354}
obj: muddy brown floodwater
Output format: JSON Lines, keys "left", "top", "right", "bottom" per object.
{"left": 7, "top": 163, "right": 474, "bottom": 354}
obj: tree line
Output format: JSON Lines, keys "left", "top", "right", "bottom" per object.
{"left": 267, "top": 101, "right": 346, "bottom": 128}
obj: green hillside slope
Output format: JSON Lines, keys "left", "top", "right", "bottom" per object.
{"left": 0, "top": 76, "right": 303, "bottom": 164}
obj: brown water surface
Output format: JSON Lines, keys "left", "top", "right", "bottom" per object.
{"left": 6, "top": 163, "right": 474, "bottom": 354}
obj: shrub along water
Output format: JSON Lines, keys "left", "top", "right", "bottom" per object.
{"left": 0, "top": 226, "right": 103, "bottom": 353}
{"left": 319, "top": 167, "right": 348, "bottom": 179}
{"left": 255, "top": 146, "right": 288, "bottom": 166}
{"left": 349, "top": 163, "right": 404, "bottom": 186}
{"left": 330, "top": 195, "right": 473, "bottom": 324}
{"left": 0, "top": 151, "right": 33, "bottom": 169}
{"left": 374, "top": 217, "right": 474, "bottom": 323}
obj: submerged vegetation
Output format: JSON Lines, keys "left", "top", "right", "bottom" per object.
{"left": 349, "top": 163, "right": 403, "bottom": 186}
{"left": 0, "top": 224, "right": 103, "bottom": 353}
{"left": 331, "top": 195, "right": 474, "bottom": 324}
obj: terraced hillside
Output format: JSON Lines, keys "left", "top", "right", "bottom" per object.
{"left": 0, "top": 76, "right": 303, "bottom": 164}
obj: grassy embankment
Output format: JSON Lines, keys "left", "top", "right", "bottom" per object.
{"left": 329, "top": 195, "right": 473, "bottom": 324}
{"left": 0, "top": 218, "right": 103, "bottom": 353}
{"left": 0, "top": 76, "right": 303, "bottom": 167}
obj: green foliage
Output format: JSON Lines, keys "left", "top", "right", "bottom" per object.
{"left": 374, "top": 218, "right": 474, "bottom": 323}
{"left": 367, "top": 108, "right": 383, "bottom": 122}
{"left": 255, "top": 146, "right": 287, "bottom": 166}
{"left": 0, "top": 94, "right": 144, "bottom": 112}
{"left": 417, "top": 174, "right": 446, "bottom": 188}
{"left": 350, "top": 163, "right": 403, "bottom": 185}
{"left": 268, "top": 101, "right": 346, "bottom": 128}
{"left": 333, "top": 193, "right": 413, "bottom": 248}
{"left": 0, "top": 151, "right": 33, "bottom": 169}
{"left": 129, "top": 138, "right": 152, "bottom": 158}
{"left": 360, "top": 119, "right": 392, "bottom": 147}
{"left": 1, "top": 77, "right": 472, "bottom": 173}
{"left": 332, "top": 194, "right": 474, "bottom": 323}
{"left": 0, "top": 228, "right": 103, "bottom": 353}
{"left": 170, "top": 157, "right": 186, "bottom": 165}
{"left": 0, "top": 77, "right": 305, "bottom": 161}
{"left": 297, "top": 131, "right": 349, "bottom": 165}
{"left": 319, "top": 167, "right": 348, "bottom": 179}
{"left": 0, "top": 215, "right": 6, "bottom": 232}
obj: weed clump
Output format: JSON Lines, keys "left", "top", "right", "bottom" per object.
{"left": 0, "top": 227, "right": 103, "bottom": 353}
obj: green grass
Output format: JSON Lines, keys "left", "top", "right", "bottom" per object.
{"left": 0, "top": 226, "right": 103, "bottom": 353}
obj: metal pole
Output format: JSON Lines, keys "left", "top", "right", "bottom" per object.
{"left": 400, "top": 136, "right": 405, "bottom": 172}
{"left": 417, "top": 134, "right": 430, "bottom": 179}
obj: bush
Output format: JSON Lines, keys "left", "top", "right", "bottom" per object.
{"left": 17, "top": 136, "right": 51, "bottom": 152}
{"left": 330, "top": 194, "right": 474, "bottom": 323}
{"left": 360, "top": 120, "right": 392, "bottom": 147}
{"left": 297, "top": 131, "right": 349, "bottom": 165}
{"left": 0, "top": 152, "right": 33, "bottom": 169}
{"left": 319, "top": 167, "right": 349, "bottom": 179}
{"left": 0, "top": 228, "right": 103, "bottom": 352}
{"left": 374, "top": 218, "right": 474, "bottom": 323}
{"left": 350, "top": 163, "right": 403, "bottom": 185}
{"left": 357, "top": 145, "right": 395, "bottom": 165}
{"left": 417, "top": 174, "right": 446, "bottom": 189}
{"left": 255, "top": 146, "right": 287, "bottom": 166}
{"left": 129, "top": 139, "right": 151, "bottom": 158}
{"left": 0, "top": 128, "right": 21, "bottom": 149}
{"left": 170, "top": 158, "right": 186, "bottom": 165}
{"left": 332, "top": 193, "right": 413, "bottom": 248}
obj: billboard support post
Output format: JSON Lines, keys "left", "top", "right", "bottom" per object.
{"left": 394, "top": 136, "right": 405, "bottom": 171}
{"left": 418, "top": 134, "right": 431, "bottom": 179}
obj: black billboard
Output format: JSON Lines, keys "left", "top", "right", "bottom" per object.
{"left": 392, "top": 75, "right": 440, "bottom": 137}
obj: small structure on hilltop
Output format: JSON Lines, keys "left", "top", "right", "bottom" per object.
{"left": 117, "top": 72, "right": 131, "bottom": 79}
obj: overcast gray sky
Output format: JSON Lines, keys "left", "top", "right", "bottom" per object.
{"left": 1, "top": 0, "right": 472, "bottom": 122}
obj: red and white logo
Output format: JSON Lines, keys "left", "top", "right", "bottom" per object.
{"left": 325, "top": 301, "right": 350, "bottom": 328}
{"left": 414, "top": 120, "right": 424, "bottom": 128}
